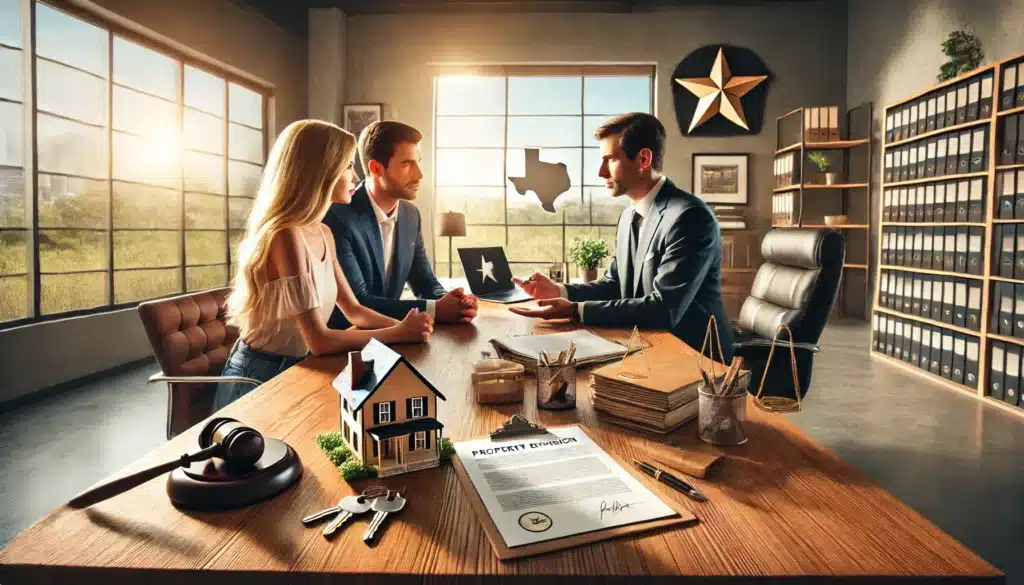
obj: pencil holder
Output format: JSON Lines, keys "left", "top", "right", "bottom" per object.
{"left": 697, "top": 375, "right": 750, "bottom": 446}
{"left": 536, "top": 359, "right": 577, "bottom": 410}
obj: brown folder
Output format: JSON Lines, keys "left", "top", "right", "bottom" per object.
{"left": 450, "top": 424, "right": 698, "bottom": 561}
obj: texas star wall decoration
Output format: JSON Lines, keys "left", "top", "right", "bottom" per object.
{"left": 671, "top": 45, "right": 773, "bottom": 137}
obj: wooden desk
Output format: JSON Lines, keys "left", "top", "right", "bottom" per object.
{"left": 0, "top": 305, "right": 1003, "bottom": 584}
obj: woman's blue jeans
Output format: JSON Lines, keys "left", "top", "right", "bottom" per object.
{"left": 213, "top": 340, "right": 304, "bottom": 410}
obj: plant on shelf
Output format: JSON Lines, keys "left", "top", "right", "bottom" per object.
{"left": 937, "top": 29, "right": 984, "bottom": 82}
{"left": 568, "top": 237, "right": 611, "bottom": 283}
{"left": 807, "top": 151, "right": 837, "bottom": 185}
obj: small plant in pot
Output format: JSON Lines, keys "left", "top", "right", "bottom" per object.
{"left": 568, "top": 237, "right": 611, "bottom": 283}
{"left": 808, "top": 151, "right": 836, "bottom": 185}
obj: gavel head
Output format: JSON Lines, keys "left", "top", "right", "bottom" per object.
{"left": 199, "top": 418, "right": 265, "bottom": 468}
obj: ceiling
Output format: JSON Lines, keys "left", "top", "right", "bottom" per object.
{"left": 234, "top": 0, "right": 830, "bottom": 37}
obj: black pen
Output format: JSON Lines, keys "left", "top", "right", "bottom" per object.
{"left": 632, "top": 459, "right": 708, "bottom": 502}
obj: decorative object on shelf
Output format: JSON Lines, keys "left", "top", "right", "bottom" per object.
{"left": 508, "top": 148, "right": 572, "bottom": 213}
{"left": 547, "top": 263, "right": 564, "bottom": 283}
{"left": 616, "top": 326, "right": 651, "bottom": 379}
{"left": 710, "top": 205, "right": 747, "bottom": 230}
{"left": 439, "top": 211, "right": 466, "bottom": 278}
{"left": 807, "top": 151, "right": 837, "bottom": 185}
{"left": 471, "top": 353, "right": 525, "bottom": 404}
{"left": 937, "top": 29, "right": 984, "bottom": 82}
{"left": 824, "top": 215, "right": 848, "bottom": 226}
{"left": 568, "top": 237, "right": 611, "bottom": 282}
{"left": 332, "top": 338, "right": 448, "bottom": 478}
{"left": 672, "top": 45, "right": 772, "bottom": 136}
{"left": 691, "top": 153, "right": 749, "bottom": 204}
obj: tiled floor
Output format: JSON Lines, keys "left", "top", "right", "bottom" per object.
{"left": 1, "top": 322, "right": 1022, "bottom": 582}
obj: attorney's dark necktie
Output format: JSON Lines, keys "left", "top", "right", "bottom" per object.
{"left": 626, "top": 210, "right": 643, "bottom": 296}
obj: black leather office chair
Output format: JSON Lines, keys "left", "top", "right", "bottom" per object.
{"left": 732, "top": 228, "right": 845, "bottom": 404}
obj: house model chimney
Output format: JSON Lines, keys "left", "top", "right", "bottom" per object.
{"left": 348, "top": 351, "right": 373, "bottom": 388}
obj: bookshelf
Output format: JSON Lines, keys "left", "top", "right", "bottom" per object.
{"left": 871, "top": 51, "right": 1024, "bottom": 419}
{"left": 771, "top": 103, "right": 873, "bottom": 320}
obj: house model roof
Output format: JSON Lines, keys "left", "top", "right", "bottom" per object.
{"left": 333, "top": 338, "right": 447, "bottom": 409}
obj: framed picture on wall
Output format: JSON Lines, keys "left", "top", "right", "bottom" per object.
{"left": 342, "top": 103, "right": 383, "bottom": 140}
{"left": 691, "top": 153, "right": 749, "bottom": 204}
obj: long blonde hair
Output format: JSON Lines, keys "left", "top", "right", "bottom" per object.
{"left": 227, "top": 119, "right": 356, "bottom": 337}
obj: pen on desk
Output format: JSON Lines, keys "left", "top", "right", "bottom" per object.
{"left": 632, "top": 459, "right": 708, "bottom": 502}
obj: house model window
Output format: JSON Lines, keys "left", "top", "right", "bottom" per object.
{"left": 332, "top": 338, "right": 448, "bottom": 478}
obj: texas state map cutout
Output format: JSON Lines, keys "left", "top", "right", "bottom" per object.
{"left": 507, "top": 148, "right": 572, "bottom": 213}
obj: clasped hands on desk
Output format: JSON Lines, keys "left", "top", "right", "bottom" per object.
{"left": 0, "top": 304, "right": 1003, "bottom": 584}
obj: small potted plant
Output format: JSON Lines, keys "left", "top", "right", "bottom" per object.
{"left": 807, "top": 151, "right": 837, "bottom": 185}
{"left": 568, "top": 237, "right": 611, "bottom": 283}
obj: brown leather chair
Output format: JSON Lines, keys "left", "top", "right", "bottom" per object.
{"left": 137, "top": 287, "right": 260, "bottom": 439}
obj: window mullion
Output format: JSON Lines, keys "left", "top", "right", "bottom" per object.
{"left": 106, "top": 29, "right": 114, "bottom": 306}
{"left": 24, "top": 0, "right": 39, "bottom": 318}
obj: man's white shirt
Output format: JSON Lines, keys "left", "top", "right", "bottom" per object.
{"left": 368, "top": 193, "right": 436, "bottom": 318}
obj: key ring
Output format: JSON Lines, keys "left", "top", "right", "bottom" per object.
{"left": 361, "top": 485, "right": 389, "bottom": 499}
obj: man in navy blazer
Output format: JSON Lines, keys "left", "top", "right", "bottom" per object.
{"left": 323, "top": 121, "right": 477, "bottom": 330}
{"left": 510, "top": 113, "right": 733, "bottom": 362}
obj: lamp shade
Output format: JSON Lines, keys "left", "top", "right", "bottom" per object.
{"left": 439, "top": 211, "right": 466, "bottom": 237}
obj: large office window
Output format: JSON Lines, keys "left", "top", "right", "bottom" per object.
{"left": 432, "top": 66, "right": 653, "bottom": 278}
{"left": 0, "top": 0, "right": 268, "bottom": 326}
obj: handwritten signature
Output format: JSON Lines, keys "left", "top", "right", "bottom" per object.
{"left": 599, "top": 499, "right": 638, "bottom": 520}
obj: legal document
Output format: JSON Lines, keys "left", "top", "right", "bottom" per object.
{"left": 454, "top": 425, "right": 677, "bottom": 548}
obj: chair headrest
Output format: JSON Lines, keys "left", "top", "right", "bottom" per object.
{"left": 760, "top": 228, "right": 843, "bottom": 270}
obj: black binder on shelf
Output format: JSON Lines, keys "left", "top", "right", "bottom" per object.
{"left": 945, "top": 86, "right": 957, "bottom": 127}
{"left": 930, "top": 327, "right": 943, "bottom": 375}
{"left": 1001, "top": 115, "right": 1017, "bottom": 166}
{"left": 902, "top": 274, "right": 913, "bottom": 313}
{"left": 942, "top": 278, "right": 955, "bottom": 324}
{"left": 927, "top": 95, "right": 938, "bottom": 132}
{"left": 966, "top": 77, "right": 980, "bottom": 122}
{"left": 965, "top": 337, "right": 980, "bottom": 388}
{"left": 956, "top": 180, "right": 969, "bottom": 222}
{"left": 893, "top": 320, "right": 904, "bottom": 359}
{"left": 913, "top": 187, "right": 925, "bottom": 222}
{"left": 941, "top": 330, "right": 954, "bottom": 379}
{"left": 932, "top": 228, "right": 944, "bottom": 272}
{"left": 980, "top": 72, "right": 994, "bottom": 118}
{"left": 925, "top": 139, "right": 937, "bottom": 177}
{"left": 896, "top": 228, "right": 906, "bottom": 265}
{"left": 884, "top": 152, "right": 894, "bottom": 183}
{"left": 903, "top": 320, "right": 914, "bottom": 362}
{"left": 953, "top": 279, "right": 967, "bottom": 328}
{"left": 917, "top": 143, "right": 928, "bottom": 178}
{"left": 909, "top": 145, "right": 919, "bottom": 180}
{"left": 886, "top": 112, "right": 895, "bottom": 144}
{"left": 952, "top": 333, "right": 967, "bottom": 385}
{"left": 1017, "top": 225, "right": 1024, "bottom": 281}
{"left": 911, "top": 275, "right": 923, "bottom": 314}
{"left": 920, "top": 324, "right": 933, "bottom": 370}
{"left": 968, "top": 177, "right": 985, "bottom": 223}
{"left": 990, "top": 341, "right": 1006, "bottom": 401}
{"left": 955, "top": 82, "right": 969, "bottom": 125}
{"left": 955, "top": 228, "right": 968, "bottom": 273}
{"left": 912, "top": 230, "right": 923, "bottom": 267}
{"left": 999, "top": 224, "right": 1016, "bottom": 277}
{"left": 943, "top": 227, "right": 956, "bottom": 272}
{"left": 925, "top": 186, "right": 936, "bottom": 223}
{"left": 901, "top": 147, "right": 911, "bottom": 181}
{"left": 944, "top": 182, "right": 958, "bottom": 220}
{"left": 1002, "top": 64, "right": 1018, "bottom": 110}
{"left": 910, "top": 324, "right": 922, "bottom": 366}
{"left": 967, "top": 280, "right": 982, "bottom": 331}
{"left": 936, "top": 136, "right": 948, "bottom": 177}
{"left": 1015, "top": 284, "right": 1024, "bottom": 339}
{"left": 1017, "top": 62, "right": 1024, "bottom": 109}
{"left": 885, "top": 316, "right": 895, "bottom": 355}
{"left": 921, "top": 274, "right": 933, "bottom": 316}
{"left": 933, "top": 184, "right": 946, "bottom": 221}
{"left": 1017, "top": 114, "right": 1024, "bottom": 163}
{"left": 968, "top": 227, "right": 984, "bottom": 275}
{"left": 1018, "top": 170, "right": 1024, "bottom": 220}
{"left": 1001, "top": 171, "right": 1017, "bottom": 219}
{"left": 946, "top": 134, "right": 960, "bottom": 175}
{"left": 999, "top": 281, "right": 1014, "bottom": 336}
{"left": 1004, "top": 345, "right": 1021, "bottom": 406}
{"left": 958, "top": 131, "right": 971, "bottom": 173}
{"left": 918, "top": 101, "right": 928, "bottom": 135}
{"left": 970, "top": 127, "right": 987, "bottom": 173}
{"left": 937, "top": 92, "right": 949, "bottom": 130}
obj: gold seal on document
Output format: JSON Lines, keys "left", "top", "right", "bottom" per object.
{"left": 517, "top": 511, "right": 552, "bottom": 533}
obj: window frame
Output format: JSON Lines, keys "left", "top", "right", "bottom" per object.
{"left": 0, "top": 0, "right": 273, "bottom": 330}
{"left": 430, "top": 64, "right": 655, "bottom": 278}
{"left": 411, "top": 396, "right": 425, "bottom": 418}
{"left": 414, "top": 431, "right": 426, "bottom": 451}
{"left": 378, "top": 401, "right": 391, "bottom": 424}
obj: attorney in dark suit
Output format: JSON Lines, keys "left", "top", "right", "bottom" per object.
{"left": 510, "top": 113, "right": 733, "bottom": 362}
{"left": 323, "top": 121, "right": 477, "bottom": 330}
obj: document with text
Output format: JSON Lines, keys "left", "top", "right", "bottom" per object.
{"left": 453, "top": 425, "right": 677, "bottom": 548}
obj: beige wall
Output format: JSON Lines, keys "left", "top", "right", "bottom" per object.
{"left": 847, "top": 0, "right": 1024, "bottom": 297}
{"left": 0, "top": 0, "right": 307, "bottom": 406}
{"left": 339, "top": 2, "right": 849, "bottom": 258}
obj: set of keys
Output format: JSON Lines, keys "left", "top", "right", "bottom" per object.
{"left": 302, "top": 485, "right": 407, "bottom": 543}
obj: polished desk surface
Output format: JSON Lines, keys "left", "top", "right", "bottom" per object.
{"left": 0, "top": 305, "right": 1003, "bottom": 584}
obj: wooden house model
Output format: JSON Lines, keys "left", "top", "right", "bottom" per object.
{"left": 333, "top": 338, "right": 447, "bottom": 477}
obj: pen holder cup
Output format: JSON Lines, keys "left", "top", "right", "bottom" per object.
{"left": 471, "top": 359, "right": 525, "bottom": 404}
{"left": 536, "top": 359, "right": 577, "bottom": 410}
{"left": 697, "top": 382, "right": 749, "bottom": 446}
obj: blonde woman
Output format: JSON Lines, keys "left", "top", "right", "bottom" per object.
{"left": 214, "top": 119, "right": 433, "bottom": 409}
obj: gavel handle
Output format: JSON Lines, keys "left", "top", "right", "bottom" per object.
{"left": 68, "top": 445, "right": 220, "bottom": 508}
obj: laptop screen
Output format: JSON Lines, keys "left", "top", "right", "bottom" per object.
{"left": 457, "top": 247, "right": 515, "bottom": 295}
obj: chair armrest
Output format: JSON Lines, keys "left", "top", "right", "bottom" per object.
{"left": 732, "top": 340, "right": 820, "bottom": 353}
{"left": 148, "top": 373, "right": 263, "bottom": 386}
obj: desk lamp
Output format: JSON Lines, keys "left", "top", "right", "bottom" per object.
{"left": 439, "top": 211, "right": 466, "bottom": 278}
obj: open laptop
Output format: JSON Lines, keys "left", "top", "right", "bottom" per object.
{"left": 457, "top": 246, "right": 534, "bottom": 304}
